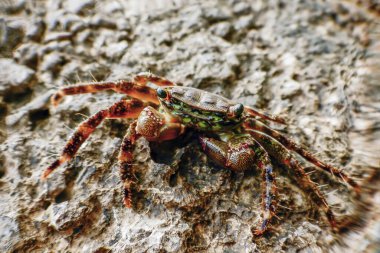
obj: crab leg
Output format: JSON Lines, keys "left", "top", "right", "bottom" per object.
{"left": 51, "top": 80, "right": 159, "bottom": 106}
{"left": 41, "top": 99, "right": 146, "bottom": 179}
{"left": 243, "top": 119, "right": 360, "bottom": 193}
{"left": 118, "top": 121, "right": 140, "bottom": 208}
{"left": 119, "top": 107, "right": 185, "bottom": 207}
{"left": 247, "top": 130, "right": 338, "bottom": 231}
{"left": 199, "top": 136, "right": 277, "bottom": 236}
{"left": 255, "top": 155, "right": 276, "bottom": 236}
{"left": 133, "top": 72, "right": 177, "bottom": 86}
{"left": 245, "top": 106, "right": 287, "bottom": 125}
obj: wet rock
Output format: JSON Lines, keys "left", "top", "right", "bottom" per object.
{"left": 0, "top": 59, "right": 35, "bottom": 96}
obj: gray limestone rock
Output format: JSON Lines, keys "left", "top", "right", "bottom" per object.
{"left": 0, "top": 1, "right": 379, "bottom": 252}
{"left": 0, "top": 59, "right": 35, "bottom": 96}
{"left": 0, "top": 216, "right": 20, "bottom": 252}
{"left": 0, "top": 19, "right": 24, "bottom": 57}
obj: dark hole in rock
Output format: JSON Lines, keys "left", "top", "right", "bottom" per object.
{"left": 133, "top": 189, "right": 148, "bottom": 212}
{"left": 73, "top": 225, "right": 84, "bottom": 235}
{"left": 28, "top": 108, "right": 50, "bottom": 129}
{"left": 174, "top": 144, "right": 209, "bottom": 188}
{"left": 169, "top": 170, "right": 178, "bottom": 187}
{"left": 94, "top": 247, "right": 112, "bottom": 253}
{"left": 3, "top": 87, "right": 33, "bottom": 104}
{"left": 108, "top": 119, "right": 128, "bottom": 138}
{"left": 151, "top": 131, "right": 225, "bottom": 188}
{"left": 162, "top": 40, "right": 173, "bottom": 47}
{"left": 150, "top": 131, "right": 196, "bottom": 165}
{"left": 55, "top": 188, "right": 71, "bottom": 203}
{"left": 0, "top": 103, "right": 7, "bottom": 119}
{"left": 43, "top": 201, "right": 51, "bottom": 210}
{"left": 0, "top": 156, "right": 5, "bottom": 178}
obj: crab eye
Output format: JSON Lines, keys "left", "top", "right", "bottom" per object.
{"left": 230, "top": 104, "right": 244, "bottom": 117}
{"left": 157, "top": 88, "right": 167, "bottom": 99}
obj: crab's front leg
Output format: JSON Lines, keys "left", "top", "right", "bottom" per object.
{"left": 199, "top": 136, "right": 277, "bottom": 236}
{"left": 51, "top": 80, "right": 160, "bottom": 106}
{"left": 42, "top": 99, "right": 146, "bottom": 179}
{"left": 118, "top": 121, "right": 140, "bottom": 208}
{"left": 119, "top": 106, "right": 185, "bottom": 207}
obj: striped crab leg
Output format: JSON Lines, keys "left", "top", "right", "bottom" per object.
{"left": 133, "top": 72, "right": 177, "bottom": 86}
{"left": 118, "top": 121, "right": 140, "bottom": 208}
{"left": 42, "top": 99, "right": 146, "bottom": 179}
{"left": 245, "top": 106, "right": 287, "bottom": 125}
{"left": 244, "top": 119, "right": 360, "bottom": 193}
{"left": 247, "top": 130, "right": 339, "bottom": 231}
{"left": 50, "top": 73, "right": 176, "bottom": 106}
{"left": 119, "top": 106, "right": 185, "bottom": 207}
{"left": 51, "top": 80, "right": 160, "bottom": 106}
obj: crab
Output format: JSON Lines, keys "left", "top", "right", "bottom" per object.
{"left": 42, "top": 72, "right": 360, "bottom": 236}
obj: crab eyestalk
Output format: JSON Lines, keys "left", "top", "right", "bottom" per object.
{"left": 156, "top": 88, "right": 168, "bottom": 99}
{"left": 228, "top": 103, "right": 244, "bottom": 118}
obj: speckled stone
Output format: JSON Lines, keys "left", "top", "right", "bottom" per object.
{"left": 0, "top": 0, "right": 379, "bottom": 252}
{"left": 0, "top": 59, "right": 35, "bottom": 95}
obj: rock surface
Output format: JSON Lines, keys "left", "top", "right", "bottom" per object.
{"left": 0, "top": 0, "right": 380, "bottom": 252}
{"left": 0, "top": 59, "right": 35, "bottom": 96}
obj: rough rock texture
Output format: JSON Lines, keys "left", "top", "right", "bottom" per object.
{"left": 0, "top": 0, "right": 380, "bottom": 252}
